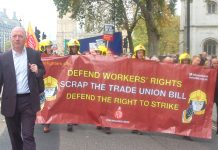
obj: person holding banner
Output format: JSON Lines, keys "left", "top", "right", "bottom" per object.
{"left": 191, "top": 55, "right": 201, "bottom": 66}
{"left": 66, "top": 39, "right": 81, "bottom": 132}
{"left": 179, "top": 52, "right": 191, "bottom": 64}
{"left": 132, "top": 44, "right": 146, "bottom": 60}
{"left": 0, "top": 27, "right": 45, "bottom": 150}
{"left": 39, "top": 39, "right": 53, "bottom": 56}
{"left": 211, "top": 57, "right": 218, "bottom": 134}
{"left": 96, "top": 45, "right": 113, "bottom": 134}
{"left": 68, "top": 39, "right": 81, "bottom": 55}
{"left": 39, "top": 39, "right": 54, "bottom": 133}
{"left": 162, "top": 56, "right": 174, "bottom": 63}
{"left": 131, "top": 44, "right": 146, "bottom": 135}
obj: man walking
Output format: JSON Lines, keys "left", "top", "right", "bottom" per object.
{"left": 0, "top": 27, "right": 45, "bottom": 150}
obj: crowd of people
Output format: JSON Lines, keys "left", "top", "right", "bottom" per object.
{"left": 39, "top": 37, "right": 218, "bottom": 136}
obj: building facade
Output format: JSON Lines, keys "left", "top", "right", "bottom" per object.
{"left": 56, "top": 13, "right": 101, "bottom": 54}
{"left": 180, "top": 0, "right": 218, "bottom": 55}
{"left": 0, "top": 9, "right": 20, "bottom": 52}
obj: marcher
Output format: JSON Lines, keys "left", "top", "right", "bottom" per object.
{"left": 131, "top": 44, "right": 146, "bottom": 135}
{"left": 0, "top": 27, "right": 45, "bottom": 150}
{"left": 179, "top": 52, "right": 191, "bottom": 64}
{"left": 132, "top": 44, "right": 146, "bottom": 60}
{"left": 39, "top": 39, "right": 53, "bottom": 56}
{"left": 191, "top": 55, "right": 201, "bottom": 66}
{"left": 211, "top": 57, "right": 218, "bottom": 134}
{"left": 162, "top": 56, "right": 174, "bottom": 63}
{"left": 39, "top": 39, "right": 54, "bottom": 133}
{"left": 200, "top": 51, "right": 208, "bottom": 66}
{"left": 95, "top": 45, "right": 112, "bottom": 134}
{"left": 66, "top": 39, "right": 81, "bottom": 132}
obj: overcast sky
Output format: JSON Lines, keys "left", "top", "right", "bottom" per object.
{"left": 0, "top": 0, "right": 57, "bottom": 40}
{"left": 0, "top": 0, "right": 181, "bottom": 41}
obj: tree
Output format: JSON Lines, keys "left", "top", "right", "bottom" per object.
{"left": 168, "top": 0, "right": 177, "bottom": 16}
{"left": 133, "top": 16, "right": 179, "bottom": 56}
{"left": 53, "top": 0, "right": 140, "bottom": 52}
{"left": 133, "top": 0, "right": 177, "bottom": 55}
{"left": 53, "top": 0, "right": 177, "bottom": 55}
{"left": 159, "top": 16, "right": 179, "bottom": 55}
{"left": 132, "top": 18, "right": 148, "bottom": 50}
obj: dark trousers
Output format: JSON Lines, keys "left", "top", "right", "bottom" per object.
{"left": 5, "top": 94, "right": 36, "bottom": 150}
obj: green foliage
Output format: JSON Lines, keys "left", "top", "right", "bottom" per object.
{"left": 168, "top": 0, "right": 177, "bottom": 15}
{"left": 133, "top": 16, "right": 179, "bottom": 55}
{"left": 53, "top": 0, "right": 178, "bottom": 54}
{"left": 159, "top": 16, "right": 179, "bottom": 55}
{"left": 53, "top": 0, "right": 137, "bottom": 32}
{"left": 5, "top": 40, "right": 11, "bottom": 50}
{"left": 132, "top": 19, "right": 148, "bottom": 48}
{"left": 53, "top": 0, "right": 140, "bottom": 51}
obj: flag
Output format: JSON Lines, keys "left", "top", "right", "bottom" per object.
{"left": 26, "top": 22, "right": 39, "bottom": 50}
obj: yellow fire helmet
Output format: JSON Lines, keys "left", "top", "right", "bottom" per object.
{"left": 98, "top": 45, "right": 108, "bottom": 55}
{"left": 133, "top": 44, "right": 146, "bottom": 57}
{"left": 67, "top": 39, "right": 80, "bottom": 48}
{"left": 44, "top": 76, "right": 58, "bottom": 101}
{"left": 179, "top": 52, "right": 191, "bottom": 64}
{"left": 188, "top": 90, "right": 207, "bottom": 104}
{"left": 39, "top": 39, "right": 53, "bottom": 52}
{"left": 188, "top": 90, "right": 207, "bottom": 115}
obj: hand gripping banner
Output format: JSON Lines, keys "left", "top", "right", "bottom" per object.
{"left": 36, "top": 55, "right": 217, "bottom": 139}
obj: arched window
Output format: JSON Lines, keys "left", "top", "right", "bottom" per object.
{"left": 208, "top": 1, "right": 217, "bottom": 14}
{"left": 204, "top": 39, "right": 217, "bottom": 55}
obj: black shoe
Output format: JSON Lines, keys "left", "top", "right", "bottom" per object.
{"left": 67, "top": 124, "right": 73, "bottom": 132}
{"left": 183, "top": 136, "right": 193, "bottom": 141}
{"left": 104, "top": 127, "right": 111, "bottom": 134}
{"left": 43, "top": 124, "right": 50, "bottom": 133}
{"left": 43, "top": 126, "right": 50, "bottom": 133}
{"left": 131, "top": 130, "right": 139, "bottom": 134}
{"left": 96, "top": 126, "right": 102, "bottom": 130}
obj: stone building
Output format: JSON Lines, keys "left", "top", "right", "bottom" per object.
{"left": 0, "top": 9, "right": 20, "bottom": 52}
{"left": 56, "top": 13, "right": 100, "bottom": 54}
{"left": 180, "top": 0, "right": 218, "bottom": 55}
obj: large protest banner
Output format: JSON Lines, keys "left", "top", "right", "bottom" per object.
{"left": 36, "top": 55, "right": 217, "bottom": 139}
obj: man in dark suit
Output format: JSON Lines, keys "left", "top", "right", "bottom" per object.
{"left": 0, "top": 27, "right": 45, "bottom": 150}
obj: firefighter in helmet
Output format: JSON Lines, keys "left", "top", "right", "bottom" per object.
{"left": 182, "top": 90, "right": 207, "bottom": 123}
{"left": 66, "top": 39, "right": 80, "bottom": 132}
{"left": 67, "top": 39, "right": 80, "bottom": 55}
{"left": 133, "top": 44, "right": 146, "bottom": 60}
{"left": 98, "top": 45, "right": 108, "bottom": 56}
{"left": 95, "top": 45, "right": 113, "bottom": 134}
{"left": 39, "top": 39, "right": 53, "bottom": 55}
{"left": 39, "top": 39, "right": 54, "bottom": 133}
{"left": 179, "top": 52, "right": 191, "bottom": 64}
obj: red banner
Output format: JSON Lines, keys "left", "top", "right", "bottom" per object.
{"left": 36, "top": 55, "right": 217, "bottom": 139}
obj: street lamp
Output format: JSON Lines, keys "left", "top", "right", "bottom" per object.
{"left": 113, "top": 0, "right": 116, "bottom": 31}
{"left": 19, "top": 18, "right": 22, "bottom": 27}
{"left": 187, "top": 0, "right": 191, "bottom": 54}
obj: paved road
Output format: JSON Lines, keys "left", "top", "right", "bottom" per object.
{"left": 0, "top": 101, "right": 217, "bottom": 150}
{"left": 0, "top": 122, "right": 218, "bottom": 150}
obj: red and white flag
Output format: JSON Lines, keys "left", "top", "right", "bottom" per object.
{"left": 26, "top": 22, "right": 39, "bottom": 50}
